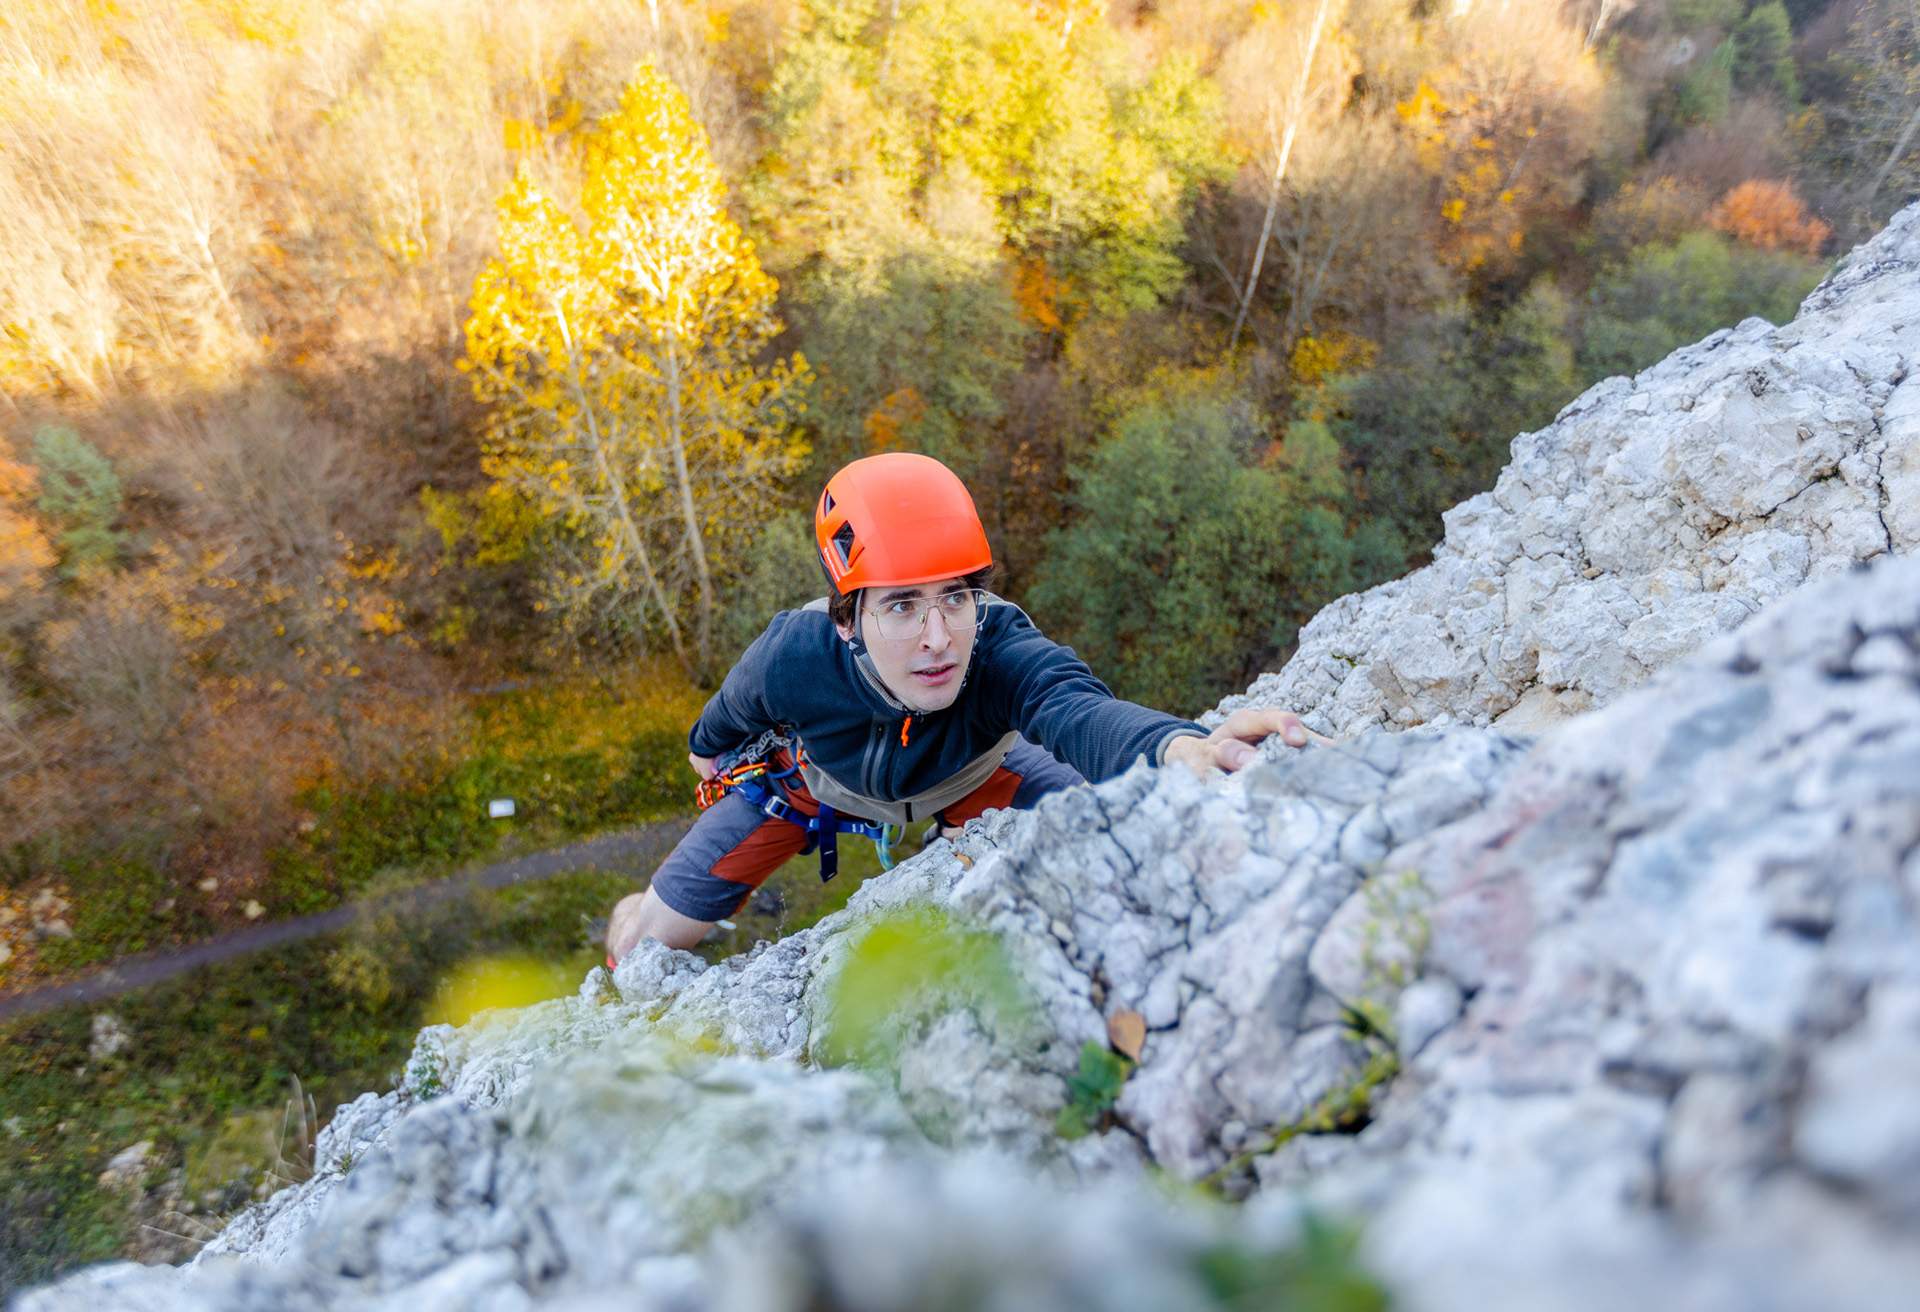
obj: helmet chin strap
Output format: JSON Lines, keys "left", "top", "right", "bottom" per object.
{"left": 835, "top": 590, "right": 870, "bottom": 655}
{"left": 836, "top": 586, "right": 910, "bottom": 712}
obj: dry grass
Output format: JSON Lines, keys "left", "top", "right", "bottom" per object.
{"left": 0, "top": 0, "right": 761, "bottom": 406}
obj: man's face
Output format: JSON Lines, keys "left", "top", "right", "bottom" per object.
{"left": 843, "top": 578, "right": 977, "bottom": 713}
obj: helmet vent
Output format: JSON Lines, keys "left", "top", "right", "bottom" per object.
{"left": 831, "top": 523, "right": 856, "bottom": 570}
{"left": 821, "top": 490, "right": 836, "bottom": 514}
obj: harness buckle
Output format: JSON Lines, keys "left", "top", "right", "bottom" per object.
{"left": 693, "top": 737, "right": 897, "bottom": 885}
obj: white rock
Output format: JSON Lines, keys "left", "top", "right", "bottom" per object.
{"left": 97, "top": 1140, "right": 154, "bottom": 1193}
{"left": 1211, "top": 205, "right": 1920, "bottom": 738}
{"left": 22, "top": 203, "right": 1920, "bottom": 1312}
{"left": 89, "top": 1013, "right": 131, "bottom": 1062}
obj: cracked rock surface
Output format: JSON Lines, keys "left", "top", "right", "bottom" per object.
{"left": 24, "top": 557, "right": 1919, "bottom": 1312}
{"left": 17, "top": 209, "right": 1920, "bottom": 1311}
{"left": 1271, "top": 551, "right": 1920, "bottom": 1310}
{"left": 1214, "top": 202, "right": 1920, "bottom": 737}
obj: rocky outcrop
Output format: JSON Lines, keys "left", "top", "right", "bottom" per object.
{"left": 1281, "top": 551, "right": 1920, "bottom": 1308}
{"left": 26, "top": 551, "right": 1918, "bottom": 1312}
{"left": 1214, "top": 203, "right": 1920, "bottom": 737}
{"left": 17, "top": 213, "right": 1919, "bottom": 1311}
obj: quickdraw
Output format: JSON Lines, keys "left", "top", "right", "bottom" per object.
{"left": 696, "top": 733, "right": 903, "bottom": 882}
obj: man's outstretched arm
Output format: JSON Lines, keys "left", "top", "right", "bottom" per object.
{"left": 980, "top": 607, "right": 1325, "bottom": 779}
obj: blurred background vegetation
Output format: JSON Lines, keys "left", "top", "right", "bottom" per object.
{"left": 3, "top": 0, "right": 1916, "bottom": 1289}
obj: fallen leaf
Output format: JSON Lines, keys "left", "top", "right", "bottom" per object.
{"left": 1107, "top": 1009, "right": 1146, "bottom": 1061}
{"left": 954, "top": 851, "right": 975, "bottom": 869}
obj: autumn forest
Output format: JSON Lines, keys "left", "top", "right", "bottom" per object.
{"left": 3, "top": 0, "right": 1917, "bottom": 1285}
{"left": 4, "top": 0, "right": 1911, "bottom": 853}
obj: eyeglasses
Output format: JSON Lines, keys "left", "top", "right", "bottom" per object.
{"left": 866, "top": 588, "right": 987, "bottom": 641}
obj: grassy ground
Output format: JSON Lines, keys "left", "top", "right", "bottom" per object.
{"left": 0, "top": 665, "right": 925, "bottom": 1294}
{"left": 9, "top": 665, "right": 707, "bottom": 982}
{"left": 0, "top": 664, "right": 710, "bottom": 1293}
{"left": 0, "top": 864, "right": 647, "bottom": 1292}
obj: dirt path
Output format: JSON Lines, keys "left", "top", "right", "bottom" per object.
{"left": 0, "top": 817, "right": 693, "bottom": 1026}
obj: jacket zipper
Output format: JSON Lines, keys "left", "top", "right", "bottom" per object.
{"left": 861, "top": 720, "right": 886, "bottom": 798}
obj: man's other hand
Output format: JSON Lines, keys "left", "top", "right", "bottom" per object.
{"left": 1163, "top": 708, "right": 1331, "bottom": 775}
{"left": 689, "top": 752, "right": 718, "bottom": 780}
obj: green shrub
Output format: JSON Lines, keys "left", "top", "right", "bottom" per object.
{"left": 715, "top": 510, "right": 822, "bottom": 666}
{"left": 1671, "top": 40, "right": 1735, "bottom": 129}
{"left": 1734, "top": 2, "right": 1800, "bottom": 103}
{"left": 1031, "top": 380, "right": 1372, "bottom": 715}
{"left": 29, "top": 427, "right": 125, "bottom": 578}
{"left": 1578, "top": 230, "right": 1828, "bottom": 382}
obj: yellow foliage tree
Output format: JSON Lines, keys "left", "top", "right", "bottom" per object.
{"left": 463, "top": 62, "right": 809, "bottom": 678}
{"left": 1029, "top": 0, "right": 1107, "bottom": 50}
{"left": 1393, "top": 5, "right": 1603, "bottom": 277}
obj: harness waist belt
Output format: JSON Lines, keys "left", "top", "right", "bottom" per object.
{"left": 799, "top": 730, "right": 1020, "bottom": 827}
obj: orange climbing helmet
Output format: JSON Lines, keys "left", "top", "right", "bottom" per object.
{"left": 814, "top": 453, "right": 992, "bottom": 595}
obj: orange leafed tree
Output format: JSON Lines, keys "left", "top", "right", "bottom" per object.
{"left": 1708, "top": 180, "right": 1832, "bottom": 257}
{"left": 0, "top": 452, "right": 55, "bottom": 609}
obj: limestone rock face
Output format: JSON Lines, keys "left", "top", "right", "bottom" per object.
{"left": 1214, "top": 203, "right": 1920, "bottom": 737}
{"left": 17, "top": 211, "right": 1920, "bottom": 1312}
{"left": 24, "top": 556, "right": 1920, "bottom": 1312}
{"left": 1276, "top": 552, "right": 1920, "bottom": 1310}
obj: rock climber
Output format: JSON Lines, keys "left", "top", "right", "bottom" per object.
{"left": 605, "top": 452, "right": 1322, "bottom": 957}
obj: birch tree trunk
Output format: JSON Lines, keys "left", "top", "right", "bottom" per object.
{"left": 1228, "top": 0, "right": 1334, "bottom": 355}
{"left": 1865, "top": 98, "right": 1920, "bottom": 209}
{"left": 661, "top": 337, "right": 716, "bottom": 678}
{"left": 552, "top": 303, "right": 687, "bottom": 662}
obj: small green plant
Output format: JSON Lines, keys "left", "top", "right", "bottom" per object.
{"left": 1200, "top": 1049, "right": 1401, "bottom": 1195}
{"left": 813, "top": 906, "right": 1028, "bottom": 1067}
{"left": 1194, "top": 1213, "right": 1391, "bottom": 1311}
{"left": 1339, "top": 998, "right": 1394, "bottom": 1046}
{"left": 407, "top": 1062, "right": 447, "bottom": 1101}
{"left": 1055, "top": 1041, "right": 1133, "bottom": 1139}
{"left": 30, "top": 426, "right": 126, "bottom": 577}
{"left": 1358, "top": 868, "right": 1431, "bottom": 1000}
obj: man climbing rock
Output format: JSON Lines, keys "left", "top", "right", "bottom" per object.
{"left": 606, "top": 452, "right": 1320, "bottom": 956}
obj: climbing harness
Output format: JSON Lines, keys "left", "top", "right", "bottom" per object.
{"left": 696, "top": 730, "right": 904, "bottom": 882}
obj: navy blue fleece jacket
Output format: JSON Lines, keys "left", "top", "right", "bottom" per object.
{"left": 687, "top": 601, "right": 1205, "bottom": 801}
